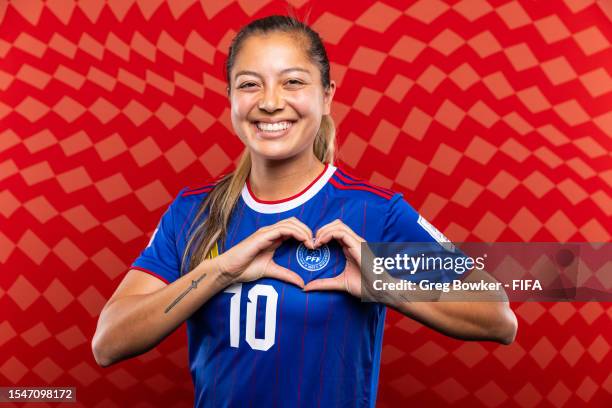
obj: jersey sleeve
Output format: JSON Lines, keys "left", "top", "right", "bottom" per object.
{"left": 130, "top": 188, "right": 187, "bottom": 285}
{"left": 380, "top": 193, "right": 465, "bottom": 283}
{"left": 382, "top": 193, "right": 453, "bottom": 244}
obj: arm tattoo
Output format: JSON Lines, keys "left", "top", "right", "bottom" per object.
{"left": 164, "top": 273, "right": 207, "bottom": 313}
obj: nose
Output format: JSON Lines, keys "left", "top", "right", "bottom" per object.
{"left": 258, "top": 86, "right": 284, "bottom": 112}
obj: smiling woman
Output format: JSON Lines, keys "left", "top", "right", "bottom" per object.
{"left": 229, "top": 32, "right": 335, "bottom": 164}
{"left": 91, "top": 14, "right": 516, "bottom": 408}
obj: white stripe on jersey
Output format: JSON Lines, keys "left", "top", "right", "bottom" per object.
{"left": 241, "top": 165, "right": 337, "bottom": 214}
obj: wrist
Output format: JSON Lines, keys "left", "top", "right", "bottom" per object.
{"left": 210, "top": 256, "right": 234, "bottom": 287}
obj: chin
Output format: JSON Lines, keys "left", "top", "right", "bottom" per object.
{"left": 250, "top": 145, "right": 298, "bottom": 161}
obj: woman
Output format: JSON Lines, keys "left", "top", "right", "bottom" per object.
{"left": 92, "top": 15, "right": 517, "bottom": 407}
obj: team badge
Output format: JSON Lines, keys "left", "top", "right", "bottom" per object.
{"left": 296, "top": 243, "right": 330, "bottom": 271}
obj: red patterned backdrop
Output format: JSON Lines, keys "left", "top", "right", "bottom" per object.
{"left": 1, "top": 0, "right": 611, "bottom": 406}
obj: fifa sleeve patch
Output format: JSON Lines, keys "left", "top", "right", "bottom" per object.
{"left": 417, "top": 215, "right": 456, "bottom": 252}
{"left": 146, "top": 226, "right": 159, "bottom": 249}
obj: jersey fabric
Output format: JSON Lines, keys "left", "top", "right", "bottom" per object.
{"left": 131, "top": 163, "right": 454, "bottom": 408}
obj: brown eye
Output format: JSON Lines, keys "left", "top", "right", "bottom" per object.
{"left": 239, "top": 82, "right": 256, "bottom": 89}
{"left": 286, "top": 79, "right": 303, "bottom": 86}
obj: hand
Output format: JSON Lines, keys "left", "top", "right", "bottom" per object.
{"left": 303, "top": 219, "right": 365, "bottom": 298}
{"left": 214, "top": 217, "right": 315, "bottom": 288}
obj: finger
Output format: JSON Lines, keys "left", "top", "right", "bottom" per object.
{"left": 316, "top": 220, "right": 363, "bottom": 246}
{"left": 303, "top": 275, "right": 344, "bottom": 292}
{"left": 343, "top": 240, "right": 361, "bottom": 260}
{"left": 268, "top": 221, "right": 314, "bottom": 248}
{"left": 268, "top": 238, "right": 284, "bottom": 251}
{"left": 342, "top": 245, "right": 355, "bottom": 263}
{"left": 313, "top": 219, "right": 341, "bottom": 241}
{"left": 260, "top": 224, "right": 314, "bottom": 250}
{"left": 317, "top": 228, "right": 361, "bottom": 250}
{"left": 319, "top": 231, "right": 363, "bottom": 269}
{"left": 279, "top": 217, "right": 314, "bottom": 246}
{"left": 265, "top": 262, "right": 305, "bottom": 288}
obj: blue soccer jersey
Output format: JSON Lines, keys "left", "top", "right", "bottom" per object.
{"left": 131, "top": 163, "right": 454, "bottom": 407}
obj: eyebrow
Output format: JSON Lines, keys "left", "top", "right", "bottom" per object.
{"left": 234, "top": 67, "right": 310, "bottom": 81}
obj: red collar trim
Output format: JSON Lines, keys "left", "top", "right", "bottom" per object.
{"left": 245, "top": 163, "right": 330, "bottom": 204}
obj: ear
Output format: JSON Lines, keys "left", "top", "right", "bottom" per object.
{"left": 323, "top": 80, "right": 336, "bottom": 116}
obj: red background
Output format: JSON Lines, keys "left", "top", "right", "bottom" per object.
{"left": 1, "top": 0, "right": 611, "bottom": 406}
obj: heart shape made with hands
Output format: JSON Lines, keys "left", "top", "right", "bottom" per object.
{"left": 298, "top": 219, "right": 366, "bottom": 298}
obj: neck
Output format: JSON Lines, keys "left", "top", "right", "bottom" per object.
{"left": 248, "top": 152, "right": 326, "bottom": 202}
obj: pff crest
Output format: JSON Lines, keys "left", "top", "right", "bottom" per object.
{"left": 296, "top": 243, "right": 330, "bottom": 271}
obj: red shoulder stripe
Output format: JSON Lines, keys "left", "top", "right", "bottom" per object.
{"left": 182, "top": 186, "right": 213, "bottom": 197}
{"left": 329, "top": 178, "right": 393, "bottom": 199}
{"left": 183, "top": 174, "right": 228, "bottom": 196}
{"left": 334, "top": 170, "right": 396, "bottom": 196}
{"left": 184, "top": 173, "right": 227, "bottom": 192}
{"left": 184, "top": 181, "right": 216, "bottom": 192}
{"left": 335, "top": 168, "right": 395, "bottom": 195}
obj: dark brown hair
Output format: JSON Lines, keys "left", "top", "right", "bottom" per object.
{"left": 181, "top": 15, "right": 336, "bottom": 275}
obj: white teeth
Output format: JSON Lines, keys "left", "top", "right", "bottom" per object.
{"left": 256, "top": 121, "right": 292, "bottom": 132}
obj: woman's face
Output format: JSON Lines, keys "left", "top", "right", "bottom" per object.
{"left": 229, "top": 32, "right": 335, "bottom": 161}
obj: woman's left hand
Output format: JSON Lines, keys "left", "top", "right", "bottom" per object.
{"left": 303, "top": 219, "right": 364, "bottom": 298}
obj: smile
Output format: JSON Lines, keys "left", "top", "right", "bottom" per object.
{"left": 252, "top": 120, "right": 296, "bottom": 139}
{"left": 255, "top": 121, "right": 294, "bottom": 132}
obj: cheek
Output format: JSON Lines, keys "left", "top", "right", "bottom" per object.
{"left": 289, "top": 93, "right": 324, "bottom": 117}
{"left": 229, "top": 106, "right": 242, "bottom": 135}
{"left": 230, "top": 96, "right": 251, "bottom": 119}
{"left": 230, "top": 97, "right": 255, "bottom": 137}
{"left": 230, "top": 101, "right": 251, "bottom": 145}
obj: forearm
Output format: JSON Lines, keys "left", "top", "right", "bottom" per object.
{"left": 392, "top": 298, "right": 517, "bottom": 344}
{"left": 92, "top": 259, "right": 231, "bottom": 366}
{"left": 373, "top": 268, "right": 517, "bottom": 344}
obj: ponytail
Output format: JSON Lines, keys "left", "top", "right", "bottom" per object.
{"left": 314, "top": 114, "right": 336, "bottom": 164}
{"left": 181, "top": 153, "right": 250, "bottom": 275}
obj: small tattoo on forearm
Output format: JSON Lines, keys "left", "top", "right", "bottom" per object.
{"left": 164, "top": 273, "right": 207, "bottom": 313}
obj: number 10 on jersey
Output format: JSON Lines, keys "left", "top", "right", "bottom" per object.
{"left": 223, "top": 283, "right": 278, "bottom": 351}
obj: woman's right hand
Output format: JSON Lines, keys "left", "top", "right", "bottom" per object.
{"left": 213, "top": 217, "right": 315, "bottom": 288}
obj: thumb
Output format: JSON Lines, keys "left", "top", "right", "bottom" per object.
{"left": 264, "top": 261, "right": 305, "bottom": 288}
{"left": 303, "top": 274, "right": 344, "bottom": 292}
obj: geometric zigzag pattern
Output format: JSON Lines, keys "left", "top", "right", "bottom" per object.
{"left": 1, "top": 1, "right": 611, "bottom": 406}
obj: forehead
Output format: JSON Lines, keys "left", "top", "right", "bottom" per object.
{"left": 232, "top": 32, "right": 315, "bottom": 77}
